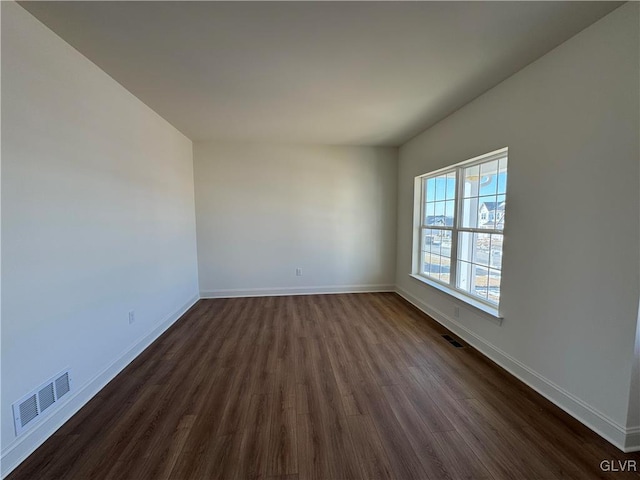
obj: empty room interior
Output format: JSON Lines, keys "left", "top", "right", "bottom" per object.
{"left": 2, "top": 1, "right": 640, "bottom": 479}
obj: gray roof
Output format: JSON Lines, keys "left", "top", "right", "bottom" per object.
{"left": 480, "top": 201, "right": 505, "bottom": 212}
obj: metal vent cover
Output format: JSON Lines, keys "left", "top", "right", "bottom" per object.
{"left": 19, "top": 395, "right": 38, "bottom": 428}
{"left": 38, "top": 384, "right": 55, "bottom": 412}
{"left": 442, "top": 334, "right": 465, "bottom": 348}
{"left": 12, "top": 369, "right": 72, "bottom": 436}
{"left": 55, "top": 372, "right": 70, "bottom": 398}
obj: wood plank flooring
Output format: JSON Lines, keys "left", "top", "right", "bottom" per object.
{"left": 8, "top": 293, "right": 640, "bottom": 480}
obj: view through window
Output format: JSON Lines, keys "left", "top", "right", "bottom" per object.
{"left": 417, "top": 148, "right": 507, "bottom": 308}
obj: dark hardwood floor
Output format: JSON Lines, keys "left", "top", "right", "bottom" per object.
{"left": 8, "top": 293, "right": 640, "bottom": 480}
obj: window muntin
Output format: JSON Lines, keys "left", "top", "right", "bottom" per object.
{"left": 420, "top": 171, "right": 456, "bottom": 284}
{"left": 416, "top": 149, "right": 508, "bottom": 308}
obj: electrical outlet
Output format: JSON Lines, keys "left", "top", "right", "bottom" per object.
{"left": 296, "top": 268, "right": 302, "bottom": 276}
{"left": 454, "top": 306, "right": 460, "bottom": 318}
{"left": 128, "top": 310, "right": 135, "bottom": 325}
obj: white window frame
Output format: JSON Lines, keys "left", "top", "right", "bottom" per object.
{"left": 411, "top": 147, "right": 508, "bottom": 319}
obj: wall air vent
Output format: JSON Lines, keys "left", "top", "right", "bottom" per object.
{"left": 12, "top": 369, "right": 72, "bottom": 436}
{"left": 55, "top": 372, "right": 70, "bottom": 398}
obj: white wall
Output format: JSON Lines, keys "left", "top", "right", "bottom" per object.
{"left": 1, "top": 3, "right": 199, "bottom": 474}
{"left": 194, "top": 142, "right": 397, "bottom": 296}
{"left": 396, "top": 3, "right": 639, "bottom": 450}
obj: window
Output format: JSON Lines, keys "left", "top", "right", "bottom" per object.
{"left": 413, "top": 148, "right": 508, "bottom": 312}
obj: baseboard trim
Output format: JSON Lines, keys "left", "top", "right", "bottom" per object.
{"left": 395, "top": 286, "right": 636, "bottom": 453}
{"left": 0, "top": 294, "right": 200, "bottom": 479}
{"left": 200, "top": 284, "right": 395, "bottom": 298}
{"left": 625, "top": 427, "right": 640, "bottom": 452}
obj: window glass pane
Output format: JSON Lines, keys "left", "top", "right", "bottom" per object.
{"left": 432, "top": 238, "right": 443, "bottom": 260}
{"left": 434, "top": 175, "right": 447, "bottom": 201}
{"left": 427, "top": 202, "right": 446, "bottom": 226}
{"left": 458, "top": 232, "right": 472, "bottom": 262}
{"left": 456, "top": 260, "right": 472, "bottom": 292}
{"left": 422, "top": 251, "right": 431, "bottom": 276}
{"left": 423, "top": 202, "right": 435, "bottom": 225}
{"left": 446, "top": 172, "right": 457, "bottom": 200}
{"left": 424, "top": 252, "right": 438, "bottom": 279}
{"left": 473, "top": 232, "right": 490, "bottom": 267}
{"left": 479, "top": 160, "right": 499, "bottom": 196}
{"left": 434, "top": 254, "right": 444, "bottom": 281}
{"left": 440, "top": 230, "right": 452, "bottom": 259}
{"left": 432, "top": 254, "right": 451, "bottom": 283}
{"left": 474, "top": 264, "right": 489, "bottom": 300}
{"left": 461, "top": 197, "right": 480, "bottom": 229}
{"left": 433, "top": 201, "right": 446, "bottom": 217}
{"left": 458, "top": 260, "right": 492, "bottom": 301}
{"left": 463, "top": 165, "right": 480, "bottom": 198}
{"left": 422, "top": 228, "right": 440, "bottom": 251}
{"left": 440, "top": 255, "right": 450, "bottom": 283}
{"left": 440, "top": 267, "right": 450, "bottom": 284}
{"left": 425, "top": 177, "right": 436, "bottom": 202}
{"left": 489, "top": 234, "right": 503, "bottom": 270}
{"left": 422, "top": 227, "right": 451, "bottom": 284}
{"left": 444, "top": 200, "right": 455, "bottom": 225}
{"left": 487, "top": 269, "right": 501, "bottom": 304}
{"left": 420, "top": 228, "right": 430, "bottom": 253}
{"left": 497, "top": 157, "right": 508, "bottom": 194}
{"left": 478, "top": 195, "right": 497, "bottom": 229}
{"left": 495, "top": 194, "right": 506, "bottom": 230}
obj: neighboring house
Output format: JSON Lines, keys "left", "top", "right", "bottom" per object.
{"left": 479, "top": 201, "right": 505, "bottom": 229}
{"left": 425, "top": 203, "right": 504, "bottom": 230}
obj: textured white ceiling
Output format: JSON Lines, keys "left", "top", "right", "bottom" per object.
{"left": 20, "top": 1, "right": 621, "bottom": 146}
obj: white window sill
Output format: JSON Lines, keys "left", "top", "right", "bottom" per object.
{"left": 409, "top": 274, "right": 503, "bottom": 325}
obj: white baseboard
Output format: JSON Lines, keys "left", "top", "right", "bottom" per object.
{"left": 0, "top": 294, "right": 200, "bottom": 479}
{"left": 395, "top": 286, "right": 638, "bottom": 453}
{"left": 200, "top": 284, "right": 395, "bottom": 298}
{"left": 625, "top": 427, "right": 640, "bottom": 452}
